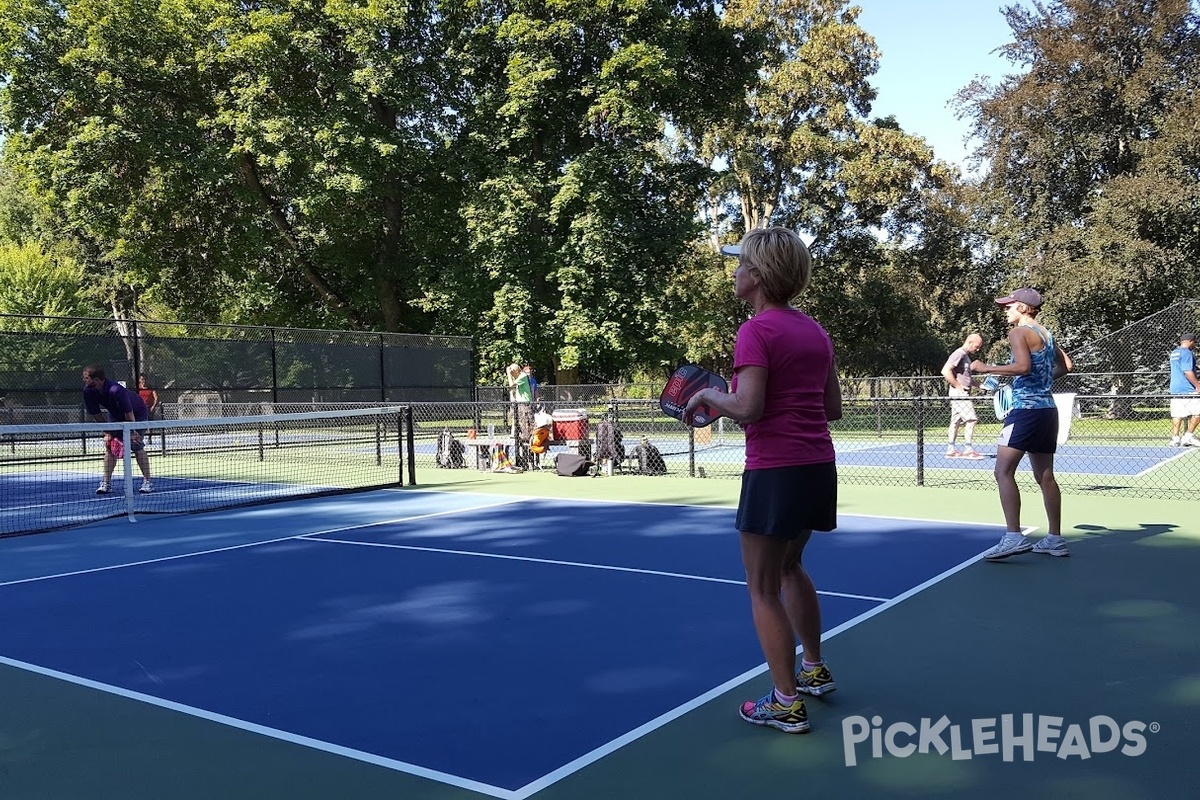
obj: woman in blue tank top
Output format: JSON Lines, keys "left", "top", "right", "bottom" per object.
{"left": 970, "top": 288, "right": 1073, "bottom": 561}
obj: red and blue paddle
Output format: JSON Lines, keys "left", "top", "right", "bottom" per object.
{"left": 659, "top": 364, "right": 728, "bottom": 428}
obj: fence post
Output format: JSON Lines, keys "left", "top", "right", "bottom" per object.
{"left": 378, "top": 333, "right": 387, "bottom": 403}
{"left": 873, "top": 377, "right": 883, "bottom": 437}
{"left": 132, "top": 320, "right": 142, "bottom": 385}
{"left": 270, "top": 329, "right": 279, "bottom": 406}
{"left": 915, "top": 393, "right": 926, "bottom": 487}
{"left": 688, "top": 425, "right": 696, "bottom": 477}
{"left": 405, "top": 406, "right": 417, "bottom": 486}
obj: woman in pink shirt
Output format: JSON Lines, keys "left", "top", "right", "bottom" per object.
{"left": 684, "top": 226, "right": 841, "bottom": 734}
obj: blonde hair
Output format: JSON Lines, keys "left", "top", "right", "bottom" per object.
{"left": 738, "top": 227, "right": 813, "bottom": 304}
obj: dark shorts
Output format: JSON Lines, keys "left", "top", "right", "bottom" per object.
{"left": 998, "top": 407, "right": 1058, "bottom": 454}
{"left": 735, "top": 462, "right": 838, "bottom": 538}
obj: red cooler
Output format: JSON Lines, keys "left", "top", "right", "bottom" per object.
{"left": 552, "top": 409, "right": 589, "bottom": 441}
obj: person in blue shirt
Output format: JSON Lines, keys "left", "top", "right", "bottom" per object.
{"left": 970, "top": 288, "right": 1073, "bottom": 560}
{"left": 82, "top": 365, "right": 153, "bottom": 494}
{"left": 522, "top": 364, "right": 539, "bottom": 403}
{"left": 1168, "top": 332, "right": 1199, "bottom": 447}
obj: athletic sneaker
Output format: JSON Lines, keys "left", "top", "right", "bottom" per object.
{"left": 959, "top": 446, "right": 984, "bottom": 460}
{"left": 95, "top": 481, "right": 112, "bottom": 495}
{"left": 1183, "top": 434, "right": 1198, "bottom": 447}
{"left": 1170, "top": 436, "right": 1182, "bottom": 447}
{"left": 138, "top": 480, "right": 154, "bottom": 494}
{"left": 945, "top": 446, "right": 960, "bottom": 458}
{"left": 796, "top": 662, "right": 837, "bottom": 696}
{"left": 1031, "top": 536, "right": 1069, "bottom": 557}
{"left": 984, "top": 533, "right": 1033, "bottom": 561}
{"left": 739, "top": 690, "right": 809, "bottom": 734}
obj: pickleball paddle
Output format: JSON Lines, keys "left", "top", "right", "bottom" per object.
{"left": 659, "top": 364, "right": 728, "bottom": 428}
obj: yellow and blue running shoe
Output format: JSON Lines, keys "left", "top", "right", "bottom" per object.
{"left": 739, "top": 690, "right": 809, "bottom": 734}
{"left": 797, "top": 662, "right": 837, "bottom": 696}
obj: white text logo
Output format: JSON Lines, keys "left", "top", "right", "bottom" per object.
{"left": 842, "top": 714, "right": 1158, "bottom": 767}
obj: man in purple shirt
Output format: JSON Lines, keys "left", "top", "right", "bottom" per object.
{"left": 82, "top": 365, "right": 153, "bottom": 494}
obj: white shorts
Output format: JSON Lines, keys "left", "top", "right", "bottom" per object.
{"left": 949, "top": 388, "right": 977, "bottom": 424}
{"left": 1170, "top": 396, "right": 1200, "bottom": 419}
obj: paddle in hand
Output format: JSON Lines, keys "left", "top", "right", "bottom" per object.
{"left": 660, "top": 364, "right": 728, "bottom": 428}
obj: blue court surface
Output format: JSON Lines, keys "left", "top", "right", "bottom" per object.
{"left": 416, "top": 438, "right": 1185, "bottom": 477}
{"left": 0, "top": 491, "right": 1004, "bottom": 797}
{"left": 668, "top": 441, "right": 1184, "bottom": 476}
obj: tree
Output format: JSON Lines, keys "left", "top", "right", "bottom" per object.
{"left": 449, "top": 0, "right": 753, "bottom": 382}
{"left": 0, "top": 0, "right": 475, "bottom": 332}
{"left": 675, "top": 0, "right": 953, "bottom": 376}
{"left": 959, "top": 0, "right": 1200, "bottom": 345}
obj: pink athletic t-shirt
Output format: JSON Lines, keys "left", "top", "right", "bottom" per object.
{"left": 731, "top": 307, "right": 836, "bottom": 470}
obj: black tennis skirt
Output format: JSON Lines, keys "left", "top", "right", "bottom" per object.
{"left": 735, "top": 462, "right": 838, "bottom": 538}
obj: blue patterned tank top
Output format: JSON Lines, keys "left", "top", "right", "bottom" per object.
{"left": 1011, "top": 325, "right": 1056, "bottom": 410}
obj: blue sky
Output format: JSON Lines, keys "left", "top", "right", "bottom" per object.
{"left": 853, "top": 2, "right": 1023, "bottom": 169}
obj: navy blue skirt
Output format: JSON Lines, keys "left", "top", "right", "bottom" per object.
{"left": 998, "top": 407, "right": 1058, "bottom": 454}
{"left": 735, "top": 462, "right": 838, "bottom": 538}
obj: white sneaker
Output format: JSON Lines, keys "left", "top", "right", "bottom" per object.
{"left": 138, "top": 480, "right": 154, "bottom": 494}
{"left": 95, "top": 481, "right": 112, "bottom": 495}
{"left": 1183, "top": 435, "right": 1198, "bottom": 447}
{"left": 1170, "top": 437, "right": 1181, "bottom": 446}
{"left": 945, "top": 446, "right": 960, "bottom": 458}
{"left": 984, "top": 533, "right": 1033, "bottom": 561}
{"left": 1031, "top": 536, "right": 1069, "bottom": 557}
{"left": 960, "top": 446, "right": 984, "bottom": 460}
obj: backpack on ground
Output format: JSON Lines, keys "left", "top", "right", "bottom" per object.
{"left": 555, "top": 452, "right": 595, "bottom": 477}
{"left": 436, "top": 428, "right": 466, "bottom": 469}
{"left": 633, "top": 440, "right": 667, "bottom": 475}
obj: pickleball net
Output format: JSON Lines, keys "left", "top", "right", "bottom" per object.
{"left": 0, "top": 405, "right": 415, "bottom": 537}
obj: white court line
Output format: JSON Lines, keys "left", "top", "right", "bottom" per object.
{"left": 0, "top": 655, "right": 518, "bottom": 800}
{"left": 1133, "top": 447, "right": 1196, "bottom": 478}
{"left": 0, "top": 497, "right": 526, "bottom": 589}
{"left": 511, "top": 547, "right": 991, "bottom": 800}
{"left": 299, "top": 537, "right": 890, "bottom": 604}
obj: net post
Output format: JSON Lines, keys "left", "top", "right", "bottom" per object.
{"left": 405, "top": 406, "right": 417, "bottom": 486}
{"left": 375, "top": 418, "right": 383, "bottom": 466}
{"left": 122, "top": 424, "right": 136, "bottom": 521}
{"left": 394, "top": 411, "right": 403, "bottom": 483}
{"left": 258, "top": 422, "right": 264, "bottom": 461}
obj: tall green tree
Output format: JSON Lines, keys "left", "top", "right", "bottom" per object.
{"left": 674, "top": 0, "right": 952, "bottom": 376}
{"left": 959, "top": 0, "right": 1200, "bottom": 345}
{"left": 0, "top": 0, "right": 476, "bottom": 331}
{"left": 454, "top": 0, "right": 752, "bottom": 381}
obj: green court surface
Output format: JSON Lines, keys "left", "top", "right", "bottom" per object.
{"left": 0, "top": 472, "right": 1195, "bottom": 799}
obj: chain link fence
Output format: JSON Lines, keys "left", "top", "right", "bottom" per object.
{"left": 398, "top": 391, "right": 1199, "bottom": 500}
{"left": 0, "top": 314, "right": 475, "bottom": 417}
{"left": 5, "top": 301, "right": 1198, "bottom": 500}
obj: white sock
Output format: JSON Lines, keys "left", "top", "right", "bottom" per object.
{"left": 774, "top": 688, "right": 799, "bottom": 705}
